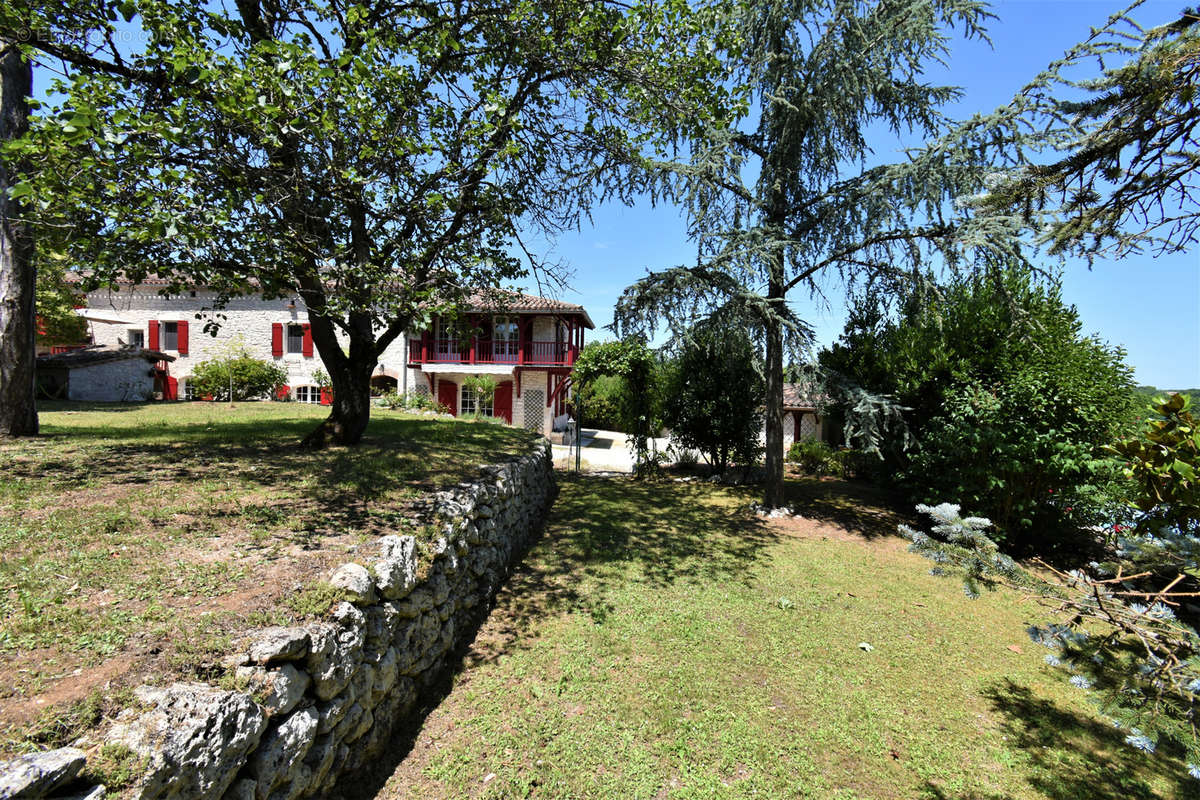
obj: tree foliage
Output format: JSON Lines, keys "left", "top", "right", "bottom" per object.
{"left": 614, "top": 0, "right": 1000, "bottom": 507}
{"left": 8, "top": 0, "right": 729, "bottom": 445}
{"left": 572, "top": 338, "right": 661, "bottom": 476}
{"left": 35, "top": 258, "right": 87, "bottom": 345}
{"left": 905, "top": 396, "right": 1200, "bottom": 774}
{"left": 823, "top": 270, "right": 1137, "bottom": 550}
{"left": 573, "top": 372, "right": 627, "bottom": 433}
{"left": 662, "top": 323, "right": 763, "bottom": 473}
{"left": 965, "top": 3, "right": 1200, "bottom": 260}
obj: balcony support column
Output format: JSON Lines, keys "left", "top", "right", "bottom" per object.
{"left": 518, "top": 317, "right": 526, "bottom": 365}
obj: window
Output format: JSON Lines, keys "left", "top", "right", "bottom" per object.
{"left": 182, "top": 380, "right": 196, "bottom": 401}
{"left": 162, "top": 321, "right": 178, "bottom": 351}
{"left": 461, "top": 384, "right": 493, "bottom": 417}
{"left": 494, "top": 316, "right": 518, "bottom": 360}
{"left": 435, "top": 318, "right": 457, "bottom": 358}
{"left": 295, "top": 386, "right": 321, "bottom": 404}
{"left": 127, "top": 329, "right": 145, "bottom": 348}
{"left": 287, "top": 324, "right": 305, "bottom": 354}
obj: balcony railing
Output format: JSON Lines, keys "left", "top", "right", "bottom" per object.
{"left": 408, "top": 337, "right": 578, "bottom": 366}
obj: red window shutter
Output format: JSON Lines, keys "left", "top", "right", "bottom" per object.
{"left": 176, "top": 320, "right": 189, "bottom": 355}
{"left": 302, "top": 323, "right": 313, "bottom": 357}
{"left": 148, "top": 320, "right": 159, "bottom": 350}
{"left": 271, "top": 323, "right": 283, "bottom": 357}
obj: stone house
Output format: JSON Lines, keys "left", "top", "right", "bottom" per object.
{"left": 78, "top": 277, "right": 592, "bottom": 436}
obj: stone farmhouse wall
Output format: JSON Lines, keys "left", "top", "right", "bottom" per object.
{"left": 84, "top": 287, "right": 419, "bottom": 400}
{"left": 0, "top": 440, "right": 556, "bottom": 800}
{"left": 64, "top": 358, "right": 158, "bottom": 403}
{"left": 84, "top": 287, "right": 561, "bottom": 435}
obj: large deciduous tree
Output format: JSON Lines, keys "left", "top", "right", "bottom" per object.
{"left": 0, "top": 1, "right": 130, "bottom": 435}
{"left": 0, "top": 34, "right": 35, "bottom": 435}
{"left": 15, "top": 0, "right": 726, "bottom": 445}
{"left": 614, "top": 0, "right": 998, "bottom": 507}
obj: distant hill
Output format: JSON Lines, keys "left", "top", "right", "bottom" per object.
{"left": 1134, "top": 385, "right": 1199, "bottom": 400}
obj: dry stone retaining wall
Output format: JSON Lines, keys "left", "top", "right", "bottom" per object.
{"left": 0, "top": 439, "right": 556, "bottom": 800}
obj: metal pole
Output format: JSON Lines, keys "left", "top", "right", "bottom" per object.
{"left": 575, "top": 393, "right": 582, "bottom": 473}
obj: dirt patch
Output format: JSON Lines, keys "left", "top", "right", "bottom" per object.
{"left": 0, "top": 403, "right": 534, "bottom": 759}
{"left": 1, "top": 655, "right": 139, "bottom": 732}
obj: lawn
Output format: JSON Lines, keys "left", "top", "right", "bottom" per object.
{"left": 0, "top": 401, "right": 535, "bottom": 758}
{"left": 353, "top": 474, "right": 1194, "bottom": 800}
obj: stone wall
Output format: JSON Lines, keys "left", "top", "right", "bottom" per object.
{"left": 85, "top": 287, "right": 417, "bottom": 395}
{"left": 0, "top": 440, "right": 556, "bottom": 800}
{"left": 67, "top": 359, "right": 158, "bottom": 403}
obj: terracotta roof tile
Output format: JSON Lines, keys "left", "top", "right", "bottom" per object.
{"left": 69, "top": 273, "right": 594, "bottom": 327}
{"left": 464, "top": 290, "right": 593, "bottom": 328}
{"left": 782, "top": 382, "right": 827, "bottom": 410}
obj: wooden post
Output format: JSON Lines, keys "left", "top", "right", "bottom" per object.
{"left": 518, "top": 316, "right": 526, "bottom": 365}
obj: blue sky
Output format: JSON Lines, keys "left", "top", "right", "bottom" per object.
{"left": 534, "top": 0, "right": 1200, "bottom": 389}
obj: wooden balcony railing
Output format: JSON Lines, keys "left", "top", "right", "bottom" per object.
{"left": 408, "top": 337, "right": 578, "bottom": 366}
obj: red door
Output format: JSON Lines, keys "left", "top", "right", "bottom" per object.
{"left": 438, "top": 380, "right": 458, "bottom": 416}
{"left": 494, "top": 380, "right": 513, "bottom": 424}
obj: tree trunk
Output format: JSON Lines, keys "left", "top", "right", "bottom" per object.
{"left": 762, "top": 266, "right": 786, "bottom": 508}
{"left": 301, "top": 355, "right": 374, "bottom": 448}
{"left": 300, "top": 312, "right": 376, "bottom": 448}
{"left": 0, "top": 41, "right": 36, "bottom": 437}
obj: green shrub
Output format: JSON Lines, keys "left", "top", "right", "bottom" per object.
{"left": 787, "top": 438, "right": 836, "bottom": 475}
{"left": 821, "top": 270, "right": 1137, "bottom": 550}
{"left": 379, "top": 390, "right": 448, "bottom": 414}
{"left": 190, "top": 352, "right": 288, "bottom": 401}
{"left": 661, "top": 325, "right": 764, "bottom": 472}
{"left": 1108, "top": 392, "right": 1199, "bottom": 535}
{"left": 574, "top": 373, "right": 626, "bottom": 431}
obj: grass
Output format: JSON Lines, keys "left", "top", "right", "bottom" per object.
{"left": 0, "top": 400, "right": 534, "bottom": 757}
{"left": 354, "top": 474, "right": 1194, "bottom": 800}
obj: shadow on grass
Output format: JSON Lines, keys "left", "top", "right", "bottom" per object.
{"left": 340, "top": 473, "right": 778, "bottom": 799}
{"left": 780, "top": 473, "right": 910, "bottom": 540}
{"left": 470, "top": 474, "right": 777, "bottom": 660}
{"left": 922, "top": 680, "right": 1192, "bottom": 800}
{"left": 9, "top": 408, "right": 536, "bottom": 537}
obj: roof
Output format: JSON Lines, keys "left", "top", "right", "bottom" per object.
{"left": 783, "top": 383, "right": 827, "bottom": 410}
{"left": 464, "top": 290, "right": 594, "bottom": 328}
{"left": 37, "top": 346, "right": 175, "bottom": 369}
{"left": 66, "top": 272, "right": 178, "bottom": 287}
{"left": 70, "top": 273, "right": 594, "bottom": 328}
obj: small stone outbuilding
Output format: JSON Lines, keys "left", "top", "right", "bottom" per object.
{"left": 36, "top": 346, "right": 176, "bottom": 402}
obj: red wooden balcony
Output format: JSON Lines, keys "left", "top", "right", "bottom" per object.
{"left": 408, "top": 337, "right": 578, "bottom": 367}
